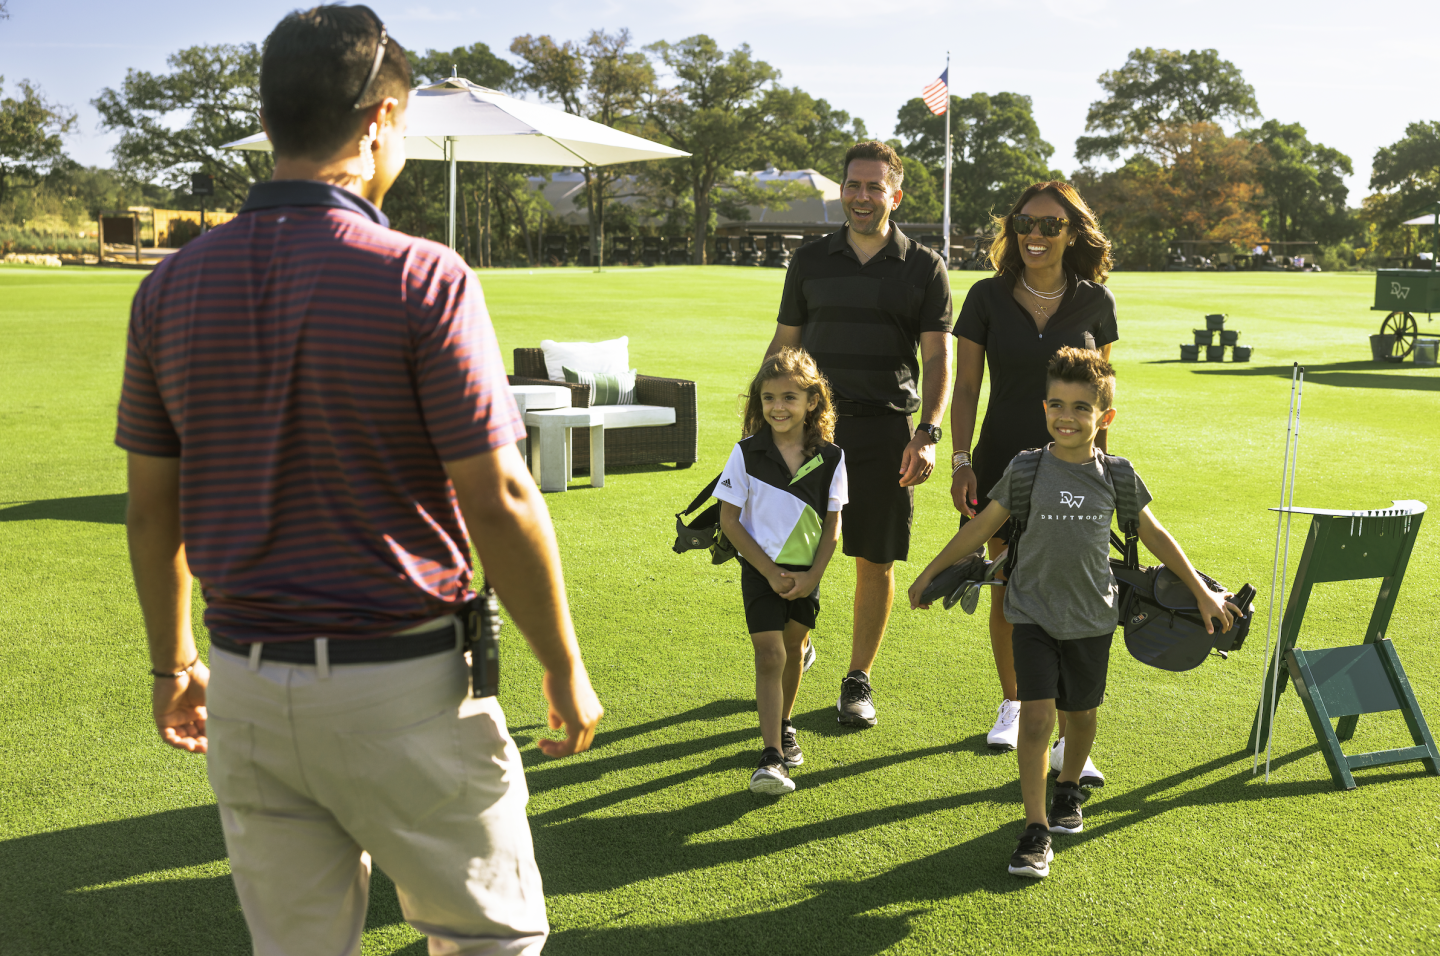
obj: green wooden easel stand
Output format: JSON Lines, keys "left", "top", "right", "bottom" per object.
{"left": 1250, "top": 500, "right": 1439, "bottom": 790}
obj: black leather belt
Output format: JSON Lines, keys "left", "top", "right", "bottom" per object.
{"left": 211, "top": 623, "right": 456, "bottom": 665}
{"left": 835, "top": 400, "right": 904, "bottom": 417}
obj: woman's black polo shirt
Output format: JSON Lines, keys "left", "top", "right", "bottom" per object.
{"left": 777, "top": 225, "right": 953, "bottom": 415}
{"left": 953, "top": 272, "right": 1119, "bottom": 501}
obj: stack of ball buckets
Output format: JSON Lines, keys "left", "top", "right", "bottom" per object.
{"left": 1181, "top": 314, "right": 1252, "bottom": 363}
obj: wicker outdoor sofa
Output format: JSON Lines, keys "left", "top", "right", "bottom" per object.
{"left": 509, "top": 347, "right": 698, "bottom": 471}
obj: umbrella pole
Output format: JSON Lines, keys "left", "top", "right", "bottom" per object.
{"left": 447, "top": 137, "right": 457, "bottom": 251}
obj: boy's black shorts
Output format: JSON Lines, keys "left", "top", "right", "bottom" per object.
{"left": 739, "top": 558, "right": 820, "bottom": 634}
{"left": 1011, "top": 623, "right": 1113, "bottom": 711}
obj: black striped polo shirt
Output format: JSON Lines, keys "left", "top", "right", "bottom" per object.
{"left": 776, "top": 225, "right": 952, "bottom": 414}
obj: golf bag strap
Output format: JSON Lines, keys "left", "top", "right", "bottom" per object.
{"left": 1101, "top": 453, "right": 1141, "bottom": 568}
{"left": 678, "top": 473, "right": 722, "bottom": 519}
{"left": 1003, "top": 448, "right": 1045, "bottom": 578}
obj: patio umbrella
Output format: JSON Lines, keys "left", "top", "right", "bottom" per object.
{"left": 221, "top": 77, "right": 689, "bottom": 250}
{"left": 1401, "top": 202, "right": 1440, "bottom": 267}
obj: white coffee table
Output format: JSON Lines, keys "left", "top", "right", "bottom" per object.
{"left": 523, "top": 407, "right": 604, "bottom": 492}
{"left": 509, "top": 384, "right": 572, "bottom": 466}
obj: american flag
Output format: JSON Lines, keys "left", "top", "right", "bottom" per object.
{"left": 922, "top": 68, "right": 948, "bottom": 116}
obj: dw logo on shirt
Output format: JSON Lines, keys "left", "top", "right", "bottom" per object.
{"left": 1059, "top": 491, "right": 1085, "bottom": 509}
{"left": 720, "top": 478, "right": 732, "bottom": 488}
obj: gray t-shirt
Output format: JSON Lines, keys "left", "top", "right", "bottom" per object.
{"left": 989, "top": 447, "right": 1153, "bottom": 640}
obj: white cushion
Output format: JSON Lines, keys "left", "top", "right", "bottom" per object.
{"left": 539, "top": 336, "right": 629, "bottom": 383}
{"left": 593, "top": 404, "right": 675, "bottom": 428}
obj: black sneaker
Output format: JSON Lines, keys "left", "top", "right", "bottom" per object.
{"left": 1007, "top": 823, "right": 1054, "bottom": 878}
{"left": 1048, "top": 781, "right": 1089, "bottom": 834}
{"left": 780, "top": 720, "right": 803, "bottom": 767}
{"left": 837, "top": 670, "right": 877, "bottom": 727}
{"left": 748, "top": 747, "right": 795, "bottom": 795}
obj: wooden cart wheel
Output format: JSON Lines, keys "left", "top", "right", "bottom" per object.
{"left": 1379, "top": 311, "right": 1418, "bottom": 362}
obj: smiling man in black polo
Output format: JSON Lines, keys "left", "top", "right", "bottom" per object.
{"left": 765, "top": 140, "right": 953, "bottom": 728}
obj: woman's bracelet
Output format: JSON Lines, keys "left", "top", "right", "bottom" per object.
{"left": 151, "top": 655, "right": 199, "bottom": 679}
{"left": 951, "top": 451, "right": 972, "bottom": 475}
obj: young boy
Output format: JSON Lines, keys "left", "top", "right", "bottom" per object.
{"left": 909, "top": 347, "right": 1234, "bottom": 878}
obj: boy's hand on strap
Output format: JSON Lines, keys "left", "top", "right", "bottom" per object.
{"left": 1196, "top": 589, "right": 1235, "bottom": 635}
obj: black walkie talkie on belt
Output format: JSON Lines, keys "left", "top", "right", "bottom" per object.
{"left": 464, "top": 581, "right": 501, "bottom": 698}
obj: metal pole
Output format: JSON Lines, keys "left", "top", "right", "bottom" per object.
{"left": 1265, "top": 366, "right": 1305, "bottom": 783}
{"left": 1253, "top": 363, "right": 1298, "bottom": 772}
{"left": 447, "top": 137, "right": 457, "bottom": 250}
{"left": 941, "top": 52, "right": 952, "bottom": 270}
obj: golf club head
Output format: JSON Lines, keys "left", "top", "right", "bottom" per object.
{"left": 955, "top": 582, "right": 981, "bottom": 614}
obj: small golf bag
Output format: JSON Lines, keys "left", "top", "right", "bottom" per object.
{"left": 672, "top": 473, "right": 738, "bottom": 565}
{"left": 1004, "top": 448, "right": 1254, "bottom": 672}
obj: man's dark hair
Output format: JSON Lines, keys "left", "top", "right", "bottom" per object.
{"left": 842, "top": 141, "right": 904, "bottom": 190}
{"left": 261, "top": 4, "right": 411, "bottom": 160}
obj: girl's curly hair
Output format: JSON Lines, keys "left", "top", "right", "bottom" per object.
{"left": 742, "top": 347, "right": 836, "bottom": 456}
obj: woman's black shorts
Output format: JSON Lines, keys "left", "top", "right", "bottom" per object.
{"left": 739, "top": 558, "right": 820, "bottom": 634}
{"left": 1011, "top": 623, "right": 1113, "bottom": 711}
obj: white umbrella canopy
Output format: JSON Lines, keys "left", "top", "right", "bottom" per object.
{"left": 221, "top": 77, "right": 689, "bottom": 250}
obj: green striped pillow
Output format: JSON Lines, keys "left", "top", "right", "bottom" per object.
{"left": 562, "top": 366, "right": 637, "bottom": 405}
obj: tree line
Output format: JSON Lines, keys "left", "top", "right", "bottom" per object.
{"left": 2, "top": 30, "right": 1437, "bottom": 269}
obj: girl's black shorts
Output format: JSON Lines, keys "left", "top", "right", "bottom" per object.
{"left": 739, "top": 558, "right": 820, "bottom": 634}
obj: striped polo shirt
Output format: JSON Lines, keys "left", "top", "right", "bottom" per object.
{"left": 776, "top": 225, "right": 952, "bottom": 414}
{"left": 713, "top": 427, "right": 848, "bottom": 566}
{"left": 115, "top": 180, "right": 524, "bottom": 643}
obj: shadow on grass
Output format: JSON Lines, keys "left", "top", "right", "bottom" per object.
{"left": 1149, "top": 360, "right": 1440, "bottom": 391}
{"left": 0, "top": 493, "right": 127, "bottom": 524}
{"left": 0, "top": 804, "right": 441, "bottom": 954}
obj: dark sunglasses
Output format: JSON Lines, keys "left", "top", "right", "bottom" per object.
{"left": 1011, "top": 214, "right": 1069, "bottom": 238}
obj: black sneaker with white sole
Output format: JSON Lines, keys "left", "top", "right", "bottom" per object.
{"left": 1007, "top": 823, "right": 1054, "bottom": 878}
{"left": 780, "top": 720, "right": 804, "bottom": 767}
{"left": 836, "top": 670, "right": 876, "bottom": 727}
{"left": 1047, "top": 781, "right": 1089, "bottom": 834}
{"left": 748, "top": 747, "right": 795, "bottom": 795}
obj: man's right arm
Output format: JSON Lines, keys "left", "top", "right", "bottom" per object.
{"left": 765, "top": 323, "right": 802, "bottom": 358}
{"left": 445, "top": 444, "right": 602, "bottom": 757}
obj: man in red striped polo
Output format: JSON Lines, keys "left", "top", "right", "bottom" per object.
{"left": 117, "top": 7, "right": 601, "bottom": 953}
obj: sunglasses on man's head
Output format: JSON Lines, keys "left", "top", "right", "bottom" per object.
{"left": 1011, "top": 214, "right": 1069, "bottom": 237}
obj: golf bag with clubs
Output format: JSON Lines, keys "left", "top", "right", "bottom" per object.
{"left": 671, "top": 473, "right": 738, "bottom": 565}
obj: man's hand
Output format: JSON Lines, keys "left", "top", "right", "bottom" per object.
{"left": 539, "top": 665, "right": 603, "bottom": 757}
{"left": 951, "top": 464, "right": 978, "bottom": 516}
{"left": 153, "top": 663, "right": 209, "bottom": 753}
{"left": 898, "top": 435, "right": 936, "bottom": 487}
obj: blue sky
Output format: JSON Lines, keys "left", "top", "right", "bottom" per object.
{"left": 2, "top": 0, "right": 1436, "bottom": 203}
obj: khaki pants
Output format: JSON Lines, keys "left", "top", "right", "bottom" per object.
{"left": 206, "top": 643, "right": 548, "bottom": 956}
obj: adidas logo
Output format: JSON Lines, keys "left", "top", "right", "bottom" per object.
{"left": 720, "top": 478, "right": 732, "bottom": 488}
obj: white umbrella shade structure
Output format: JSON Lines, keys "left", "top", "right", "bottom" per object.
{"left": 221, "top": 77, "right": 689, "bottom": 249}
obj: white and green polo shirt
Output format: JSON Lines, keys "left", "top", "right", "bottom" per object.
{"left": 713, "top": 427, "right": 848, "bottom": 566}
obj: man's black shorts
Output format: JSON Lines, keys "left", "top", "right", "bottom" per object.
{"left": 1011, "top": 623, "right": 1113, "bottom": 711}
{"left": 833, "top": 413, "right": 914, "bottom": 564}
{"left": 739, "top": 558, "right": 820, "bottom": 634}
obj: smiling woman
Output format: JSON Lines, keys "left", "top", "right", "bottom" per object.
{"left": 944, "top": 180, "right": 1120, "bottom": 755}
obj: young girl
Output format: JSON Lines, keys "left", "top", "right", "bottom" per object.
{"left": 716, "top": 348, "right": 848, "bottom": 795}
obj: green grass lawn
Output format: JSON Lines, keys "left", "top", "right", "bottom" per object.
{"left": 2, "top": 263, "right": 1438, "bottom": 955}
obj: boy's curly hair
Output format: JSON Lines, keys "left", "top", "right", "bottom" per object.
{"left": 742, "top": 348, "right": 836, "bottom": 456}
{"left": 1047, "top": 346, "right": 1116, "bottom": 409}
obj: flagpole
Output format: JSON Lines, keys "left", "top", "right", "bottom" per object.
{"left": 942, "top": 52, "right": 952, "bottom": 270}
